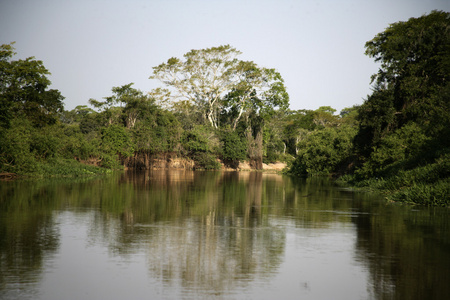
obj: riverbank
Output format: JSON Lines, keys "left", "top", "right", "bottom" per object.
{"left": 0, "top": 156, "right": 288, "bottom": 181}
{"left": 335, "top": 155, "right": 450, "bottom": 207}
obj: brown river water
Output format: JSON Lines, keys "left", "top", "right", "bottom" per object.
{"left": 0, "top": 170, "right": 449, "bottom": 300}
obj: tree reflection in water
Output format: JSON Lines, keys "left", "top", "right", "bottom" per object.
{"left": 120, "top": 171, "right": 286, "bottom": 294}
{"left": 0, "top": 170, "right": 449, "bottom": 299}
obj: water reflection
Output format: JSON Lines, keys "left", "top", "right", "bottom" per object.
{"left": 353, "top": 202, "right": 450, "bottom": 300}
{"left": 0, "top": 171, "right": 449, "bottom": 299}
{"left": 113, "top": 171, "right": 286, "bottom": 294}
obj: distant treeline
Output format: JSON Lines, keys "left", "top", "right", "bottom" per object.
{"left": 1, "top": 11, "right": 448, "bottom": 205}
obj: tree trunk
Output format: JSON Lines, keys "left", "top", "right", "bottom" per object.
{"left": 246, "top": 125, "right": 263, "bottom": 170}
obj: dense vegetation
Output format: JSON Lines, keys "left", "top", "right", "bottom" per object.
{"left": 1, "top": 11, "right": 448, "bottom": 205}
{"left": 343, "top": 10, "right": 450, "bottom": 206}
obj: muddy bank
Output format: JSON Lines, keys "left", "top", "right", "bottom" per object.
{"left": 120, "top": 151, "right": 286, "bottom": 172}
{"left": 121, "top": 152, "right": 195, "bottom": 170}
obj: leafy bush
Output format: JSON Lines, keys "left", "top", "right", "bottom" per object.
{"left": 0, "top": 118, "right": 40, "bottom": 174}
{"left": 181, "top": 125, "right": 220, "bottom": 153}
{"left": 262, "top": 125, "right": 285, "bottom": 163}
{"left": 389, "top": 179, "right": 449, "bottom": 206}
{"left": 99, "top": 153, "right": 122, "bottom": 169}
{"left": 192, "top": 152, "right": 221, "bottom": 170}
{"left": 290, "top": 125, "right": 356, "bottom": 176}
{"left": 357, "top": 122, "right": 431, "bottom": 178}
{"left": 181, "top": 126, "right": 221, "bottom": 169}
{"left": 101, "top": 125, "right": 134, "bottom": 158}
{"left": 338, "top": 152, "right": 450, "bottom": 206}
{"left": 38, "top": 158, "right": 109, "bottom": 177}
{"left": 182, "top": 130, "right": 209, "bottom": 153}
{"left": 220, "top": 129, "right": 247, "bottom": 163}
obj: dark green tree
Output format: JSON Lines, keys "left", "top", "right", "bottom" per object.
{"left": 283, "top": 110, "right": 318, "bottom": 156}
{"left": 290, "top": 125, "right": 356, "bottom": 176}
{"left": 355, "top": 11, "right": 450, "bottom": 159}
{"left": 0, "top": 42, "right": 64, "bottom": 128}
{"left": 220, "top": 128, "right": 247, "bottom": 168}
{"left": 181, "top": 125, "right": 220, "bottom": 169}
{"left": 100, "top": 125, "right": 134, "bottom": 168}
{"left": 347, "top": 11, "right": 450, "bottom": 205}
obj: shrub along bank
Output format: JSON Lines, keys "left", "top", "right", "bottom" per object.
{"left": 289, "top": 11, "right": 450, "bottom": 206}
{"left": 1, "top": 11, "right": 449, "bottom": 206}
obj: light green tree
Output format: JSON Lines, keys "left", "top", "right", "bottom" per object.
{"left": 150, "top": 45, "right": 289, "bottom": 129}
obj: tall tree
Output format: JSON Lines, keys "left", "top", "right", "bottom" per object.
{"left": 150, "top": 45, "right": 289, "bottom": 129}
{"left": 355, "top": 10, "right": 450, "bottom": 157}
{"left": 151, "top": 45, "right": 240, "bottom": 128}
{"left": 223, "top": 61, "right": 289, "bottom": 130}
{"left": 283, "top": 109, "right": 317, "bottom": 155}
{"left": 0, "top": 42, "right": 64, "bottom": 128}
{"left": 312, "top": 106, "right": 339, "bottom": 128}
{"left": 89, "top": 83, "right": 156, "bottom": 128}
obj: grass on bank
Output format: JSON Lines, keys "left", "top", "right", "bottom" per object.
{"left": 2, "top": 158, "right": 113, "bottom": 179}
{"left": 38, "top": 158, "right": 113, "bottom": 177}
{"left": 337, "top": 153, "right": 450, "bottom": 206}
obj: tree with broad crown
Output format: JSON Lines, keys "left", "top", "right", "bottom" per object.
{"left": 0, "top": 42, "right": 64, "bottom": 128}
{"left": 150, "top": 45, "right": 289, "bottom": 129}
{"left": 355, "top": 10, "right": 450, "bottom": 158}
{"left": 89, "top": 83, "right": 156, "bottom": 128}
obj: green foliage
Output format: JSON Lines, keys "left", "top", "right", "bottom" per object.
{"left": 223, "top": 62, "right": 290, "bottom": 129}
{"left": 30, "top": 125, "right": 65, "bottom": 160}
{"left": 282, "top": 110, "right": 318, "bottom": 155}
{"left": 0, "top": 44, "right": 113, "bottom": 176}
{"left": 151, "top": 45, "right": 289, "bottom": 129}
{"left": 290, "top": 125, "right": 357, "bottom": 176}
{"left": 339, "top": 105, "right": 360, "bottom": 127}
{"left": 131, "top": 109, "right": 181, "bottom": 154}
{"left": 0, "top": 118, "right": 39, "bottom": 174}
{"left": 90, "top": 84, "right": 182, "bottom": 155}
{"left": 79, "top": 111, "right": 103, "bottom": 134}
{"left": 262, "top": 124, "right": 285, "bottom": 163}
{"left": 191, "top": 152, "right": 222, "bottom": 170}
{"left": 315, "top": 106, "right": 336, "bottom": 114}
{"left": 389, "top": 179, "right": 449, "bottom": 206}
{"left": 356, "top": 11, "right": 450, "bottom": 158}
{"left": 0, "top": 42, "right": 64, "bottom": 128}
{"left": 357, "top": 122, "right": 431, "bottom": 178}
{"left": 0, "top": 118, "right": 106, "bottom": 176}
{"left": 220, "top": 129, "right": 247, "bottom": 165}
{"left": 101, "top": 125, "right": 134, "bottom": 159}
{"left": 340, "top": 11, "right": 450, "bottom": 205}
{"left": 171, "top": 100, "right": 203, "bottom": 130}
{"left": 340, "top": 152, "right": 450, "bottom": 206}
{"left": 365, "top": 11, "right": 449, "bottom": 94}
{"left": 182, "top": 125, "right": 221, "bottom": 169}
{"left": 310, "top": 106, "right": 340, "bottom": 129}
{"left": 61, "top": 124, "right": 101, "bottom": 160}
{"left": 182, "top": 126, "right": 212, "bottom": 153}
{"left": 37, "top": 157, "right": 109, "bottom": 177}
{"left": 354, "top": 87, "right": 397, "bottom": 157}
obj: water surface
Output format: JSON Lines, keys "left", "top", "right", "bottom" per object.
{"left": 0, "top": 170, "right": 448, "bottom": 299}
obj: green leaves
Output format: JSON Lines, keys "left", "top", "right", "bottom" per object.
{"left": 290, "top": 125, "right": 356, "bottom": 176}
{"left": 101, "top": 125, "right": 134, "bottom": 159}
{"left": 357, "top": 11, "right": 450, "bottom": 160}
{"left": 0, "top": 43, "right": 64, "bottom": 128}
{"left": 181, "top": 125, "right": 221, "bottom": 169}
{"left": 220, "top": 129, "right": 247, "bottom": 163}
{"left": 150, "top": 45, "right": 289, "bottom": 129}
{"left": 342, "top": 11, "right": 450, "bottom": 205}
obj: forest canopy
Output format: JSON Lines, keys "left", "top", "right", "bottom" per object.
{"left": 1, "top": 11, "right": 449, "bottom": 206}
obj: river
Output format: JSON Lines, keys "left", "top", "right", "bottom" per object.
{"left": 0, "top": 170, "right": 448, "bottom": 300}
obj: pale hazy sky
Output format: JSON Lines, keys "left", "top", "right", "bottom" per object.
{"left": 1, "top": 0, "right": 448, "bottom": 113}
